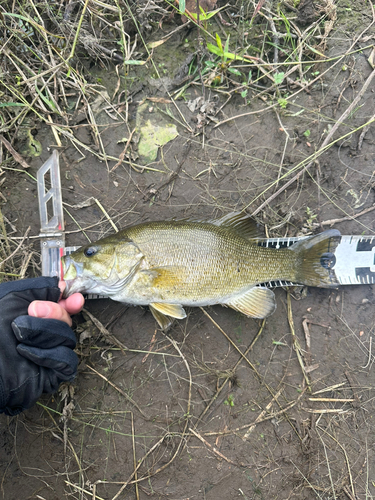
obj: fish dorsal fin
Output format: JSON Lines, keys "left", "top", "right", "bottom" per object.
{"left": 212, "top": 212, "right": 263, "bottom": 239}
{"left": 174, "top": 212, "right": 263, "bottom": 240}
{"left": 227, "top": 286, "right": 276, "bottom": 318}
{"left": 149, "top": 303, "right": 186, "bottom": 330}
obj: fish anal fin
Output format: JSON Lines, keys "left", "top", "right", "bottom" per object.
{"left": 227, "top": 287, "right": 276, "bottom": 318}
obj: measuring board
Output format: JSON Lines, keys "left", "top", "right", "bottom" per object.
{"left": 37, "top": 152, "right": 375, "bottom": 292}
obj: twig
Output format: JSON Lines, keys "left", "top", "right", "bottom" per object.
{"left": 131, "top": 413, "right": 140, "bottom": 500}
{"left": 94, "top": 198, "right": 119, "bottom": 232}
{"left": 82, "top": 308, "right": 130, "bottom": 351}
{"left": 344, "top": 371, "right": 361, "bottom": 408}
{"left": 287, "top": 293, "right": 311, "bottom": 392}
{"left": 0, "top": 226, "right": 31, "bottom": 267}
{"left": 357, "top": 111, "right": 375, "bottom": 150}
{"left": 321, "top": 203, "right": 375, "bottom": 227}
{"left": 202, "top": 389, "right": 306, "bottom": 436}
{"left": 65, "top": 481, "right": 105, "bottom": 500}
{"left": 199, "top": 307, "right": 260, "bottom": 375}
{"left": 110, "top": 128, "right": 136, "bottom": 172}
{"left": 243, "top": 387, "right": 283, "bottom": 440}
{"left": 190, "top": 427, "right": 246, "bottom": 467}
{"left": 0, "top": 135, "right": 31, "bottom": 169}
{"left": 199, "top": 308, "right": 303, "bottom": 440}
{"left": 86, "top": 365, "right": 150, "bottom": 420}
{"left": 361, "top": 336, "right": 372, "bottom": 369}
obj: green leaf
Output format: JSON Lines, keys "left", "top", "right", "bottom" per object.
{"left": 34, "top": 81, "right": 57, "bottom": 112}
{"left": 0, "top": 102, "right": 26, "bottom": 108}
{"left": 215, "top": 32, "right": 223, "bottom": 53}
{"left": 228, "top": 67, "right": 242, "bottom": 76}
{"left": 224, "top": 34, "right": 230, "bottom": 56}
{"left": 189, "top": 7, "right": 223, "bottom": 21}
{"left": 125, "top": 59, "right": 146, "bottom": 65}
{"left": 303, "top": 129, "right": 311, "bottom": 137}
{"left": 274, "top": 72, "right": 285, "bottom": 85}
{"left": 179, "top": 0, "right": 185, "bottom": 13}
{"left": 207, "top": 42, "right": 222, "bottom": 56}
{"left": 241, "top": 89, "right": 248, "bottom": 98}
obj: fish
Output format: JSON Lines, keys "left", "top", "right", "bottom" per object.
{"left": 62, "top": 212, "right": 341, "bottom": 330}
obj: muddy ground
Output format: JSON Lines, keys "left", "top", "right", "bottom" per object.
{"left": 1, "top": 1, "right": 375, "bottom": 499}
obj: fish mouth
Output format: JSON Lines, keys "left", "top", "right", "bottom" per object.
{"left": 62, "top": 256, "right": 93, "bottom": 298}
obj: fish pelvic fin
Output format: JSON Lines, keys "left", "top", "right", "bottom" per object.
{"left": 227, "top": 286, "right": 276, "bottom": 318}
{"left": 149, "top": 303, "right": 187, "bottom": 330}
{"left": 291, "top": 229, "right": 341, "bottom": 287}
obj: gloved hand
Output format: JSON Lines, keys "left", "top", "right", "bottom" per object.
{"left": 0, "top": 277, "right": 81, "bottom": 416}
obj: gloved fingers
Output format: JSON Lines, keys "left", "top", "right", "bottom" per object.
{"left": 0, "top": 276, "right": 60, "bottom": 301}
{"left": 12, "top": 316, "right": 76, "bottom": 349}
{"left": 17, "top": 345, "right": 78, "bottom": 380}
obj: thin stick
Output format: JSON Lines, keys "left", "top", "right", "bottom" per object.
{"left": 94, "top": 199, "right": 119, "bottom": 232}
{"left": 83, "top": 308, "right": 128, "bottom": 352}
{"left": 243, "top": 387, "right": 283, "bottom": 440}
{"left": 0, "top": 226, "right": 31, "bottom": 267}
{"left": 0, "top": 135, "right": 30, "bottom": 169}
{"left": 199, "top": 307, "right": 260, "bottom": 375}
{"left": 202, "top": 389, "right": 305, "bottom": 436}
{"left": 86, "top": 365, "right": 150, "bottom": 420}
{"left": 321, "top": 203, "right": 375, "bottom": 227}
{"left": 199, "top": 308, "right": 302, "bottom": 440}
{"left": 131, "top": 413, "right": 140, "bottom": 500}
{"left": 65, "top": 481, "right": 105, "bottom": 500}
{"left": 287, "top": 292, "right": 311, "bottom": 392}
{"left": 190, "top": 427, "right": 245, "bottom": 467}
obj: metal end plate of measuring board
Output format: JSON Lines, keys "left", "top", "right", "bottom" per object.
{"left": 257, "top": 235, "right": 375, "bottom": 286}
{"left": 37, "top": 150, "right": 65, "bottom": 278}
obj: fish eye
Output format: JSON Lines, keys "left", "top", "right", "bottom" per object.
{"left": 84, "top": 246, "right": 98, "bottom": 258}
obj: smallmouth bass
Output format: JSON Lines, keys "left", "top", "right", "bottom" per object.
{"left": 62, "top": 212, "right": 340, "bottom": 329}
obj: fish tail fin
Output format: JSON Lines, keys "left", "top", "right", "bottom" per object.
{"left": 291, "top": 229, "right": 341, "bottom": 287}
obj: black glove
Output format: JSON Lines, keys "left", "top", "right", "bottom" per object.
{"left": 0, "top": 277, "right": 78, "bottom": 416}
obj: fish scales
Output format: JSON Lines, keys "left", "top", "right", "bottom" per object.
{"left": 125, "top": 221, "right": 296, "bottom": 303}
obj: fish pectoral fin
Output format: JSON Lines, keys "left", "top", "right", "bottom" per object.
{"left": 149, "top": 303, "right": 186, "bottom": 330}
{"left": 227, "top": 287, "right": 276, "bottom": 318}
{"left": 141, "top": 266, "right": 184, "bottom": 287}
{"left": 150, "top": 302, "right": 187, "bottom": 319}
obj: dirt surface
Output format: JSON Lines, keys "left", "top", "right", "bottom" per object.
{"left": 1, "top": 1, "right": 375, "bottom": 499}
